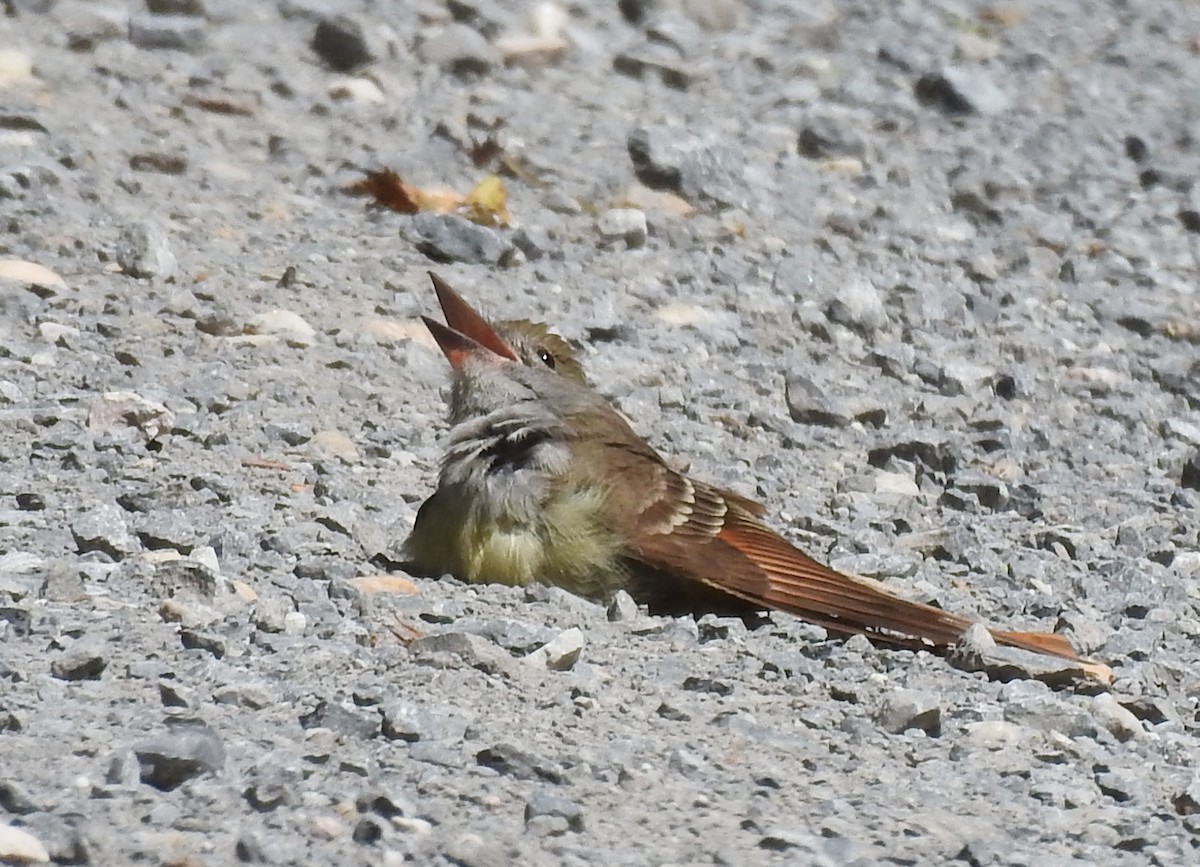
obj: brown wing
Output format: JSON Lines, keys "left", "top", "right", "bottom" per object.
{"left": 707, "top": 508, "right": 1077, "bottom": 658}
{"left": 567, "top": 409, "right": 1077, "bottom": 659}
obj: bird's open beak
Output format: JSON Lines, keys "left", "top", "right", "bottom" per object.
{"left": 419, "top": 317, "right": 495, "bottom": 370}
{"left": 427, "top": 272, "right": 518, "bottom": 363}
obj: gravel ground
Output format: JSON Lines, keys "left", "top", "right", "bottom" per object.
{"left": 2, "top": 1, "right": 1199, "bottom": 864}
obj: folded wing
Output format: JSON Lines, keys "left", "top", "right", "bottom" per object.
{"left": 569, "top": 413, "right": 1077, "bottom": 659}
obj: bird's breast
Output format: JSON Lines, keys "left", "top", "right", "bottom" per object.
{"left": 408, "top": 432, "right": 627, "bottom": 598}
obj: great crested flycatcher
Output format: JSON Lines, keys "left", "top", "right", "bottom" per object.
{"left": 403, "top": 273, "right": 1081, "bottom": 661}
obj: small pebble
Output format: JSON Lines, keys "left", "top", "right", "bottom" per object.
{"left": 0, "top": 824, "right": 49, "bottom": 865}
{"left": 408, "top": 213, "right": 510, "bottom": 265}
{"left": 244, "top": 310, "right": 317, "bottom": 344}
{"left": 1091, "top": 694, "right": 1142, "bottom": 742}
{"left": 311, "top": 16, "right": 374, "bottom": 71}
{"left": 596, "top": 208, "right": 648, "bottom": 248}
{"left": 523, "top": 627, "right": 585, "bottom": 671}
{"left": 875, "top": 689, "right": 942, "bottom": 736}
{"left": 128, "top": 14, "right": 208, "bottom": 51}
{"left": 418, "top": 24, "right": 497, "bottom": 76}
{"left": 0, "top": 260, "right": 66, "bottom": 292}
{"left": 116, "top": 221, "right": 178, "bottom": 280}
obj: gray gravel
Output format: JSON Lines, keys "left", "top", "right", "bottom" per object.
{"left": 2, "top": 1, "right": 1199, "bottom": 864}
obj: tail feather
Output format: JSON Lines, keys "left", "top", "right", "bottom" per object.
{"left": 709, "top": 521, "right": 1081, "bottom": 662}
{"left": 991, "top": 629, "right": 1078, "bottom": 659}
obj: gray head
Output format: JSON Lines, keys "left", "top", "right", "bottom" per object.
{"left": 421, "top": 316, "right": 604, "bottom": 426}
{"left": 428, "top": 271, "right": 588, "bottom": 386}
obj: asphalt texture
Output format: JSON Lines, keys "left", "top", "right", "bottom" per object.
{"left": 1, "top": 1, "right": 1199, "bottom": 865}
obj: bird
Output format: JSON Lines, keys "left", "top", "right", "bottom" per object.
{"left": 403, "top": 272, "right": 1084, "bottom": 662}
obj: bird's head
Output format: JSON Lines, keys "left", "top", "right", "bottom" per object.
{"left": 422, "top": 273, "right": 596, "bottom": 423}
{"left": 427, "top": 272, "right": 586, "bottom": 385}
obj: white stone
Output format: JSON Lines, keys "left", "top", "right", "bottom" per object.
{"left": 523, "top": 627, "right": 584, "bottom": 671}
{"left": 190, "top": 546, "right": 220, "bottom": 574}
{"left": 874, "top": 471, "right": 920, "bottom": 497}
{"left": 88, "top": 391, "right": 175, "bottom": 441}
{"left": 0, "top": 823, "right": 49, "bottom": 864}
{"left": 0, "top": 259, "right": 65, "bottom": 289}
{"left": 596, "top": 208, "right": 648, "bottom": 248}
{"left": 283, "top": 611, "right": 307, "bottom": 635}
{"left": 328, "top": 76, "right": 385, "bottom": 104}
{"left": 1091, "top": 693, "right": 1142, "bottom": 742}
{"left": 245, "top": 310, "right": 317, "bottom": 344}
{"left": 0, "top": 49, "right": 34, "bottom": 87}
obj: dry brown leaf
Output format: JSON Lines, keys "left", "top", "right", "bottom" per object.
{"left": 465, "top": 113, "right": 506, "bottom": 167}
{"left": 469, "top": 137, "right": 503, "bottom": 167}
{"left": 349, "top": 168, "right": 420, "bottom": 213}
{"left": 462, "top": 175, "right": 510, "bottom": 227}
{"left": 412, "top": 186, "right": 463, "bottom": 214}
{"left": 351, "top": 168, "right": 511, "bottom": 226}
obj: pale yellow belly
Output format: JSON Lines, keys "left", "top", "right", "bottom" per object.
{"left": 406, "top": 485, "right": 627, "bottom": 600}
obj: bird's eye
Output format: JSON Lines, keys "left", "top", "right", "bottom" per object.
{"left": 537, "top": 347, "right": 556, "bottom": 369}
